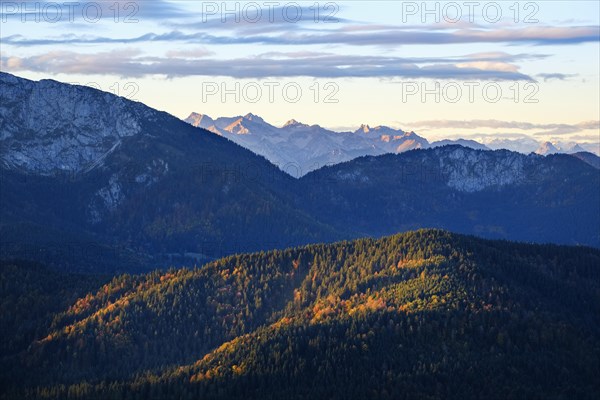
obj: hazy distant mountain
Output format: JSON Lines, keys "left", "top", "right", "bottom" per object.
{"left": 580, "top": 142, "right": 600, "bottom": 155}
{"left": 430, "top": 139, "right": 490, "bottom": 151}
{"left": 561, "top": 142, "right": 588, "bottom": 154}
{"left": 484, "top": 137, "right": 541, "bottom": 154}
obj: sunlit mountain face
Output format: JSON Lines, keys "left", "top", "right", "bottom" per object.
{"left": 1, "top": 1, "right": 599, "bottom": 399}
{"left": 184, "top": 112, "right": 598, "bottom": 176}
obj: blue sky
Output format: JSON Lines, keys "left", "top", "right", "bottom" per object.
{"left": 1, "top": 0, "right": 599, "bottom": 147}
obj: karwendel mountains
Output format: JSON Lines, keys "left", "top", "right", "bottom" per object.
{"left": 184, "top": 111, "right": 599, "bottom": 175}
{"left": 1, "top": 73, "right": 599, "bottom": 400}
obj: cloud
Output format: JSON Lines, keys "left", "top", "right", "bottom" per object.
{"left": 257, "top": 51, "right": 337, "bottom": 59}
{"left": 1, "top": 31, "right": 206, "bottom": 46}
{"left": 165, "top": 48, "right": 214, "bottom": 59}
{"left": 462, "top": 52, "right": 549, "bottom": 62}
{"left": 455, "top": 62, "right": 519, "bottom": 73}
{"left": 169, "top": 5, "right": 350, "bottom": 29}
{"left": 0, "top": 50, "right": 535, "bottom": 80}
{"left": 170, "top": 14, "right": 600, "bottom": 46}
{"left": 0, "top": 0, "right": 189, "bottom": 21}
{"left": 537, "top": 73, "right": 579, "bottom": 81}
{"left": 465, "top": 132, "right": 539, "bottom": 139}
{"left": 1, "top": 49, "right": 143, "bottom": 76}
{"left": 569, "top": 134, "right": 600, "bottom": 141}
{"left": 4, "top": 57, "right": 23, "bottom": 68}
{"left": 536, "top": 121, "right": 600, "bottom": 136}
{"left": 406, "top": 119, "right": 600, "bottom": 136}
{"left": 452, "top": 26, "right": 600, "bottom": 45}
{"left": 3, "top": 25, "right": 598, "bottom": 47}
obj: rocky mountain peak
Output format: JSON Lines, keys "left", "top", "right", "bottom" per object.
{"left": 243, "top": 113, "right": 264, "bottom": 122}
{"left": 283, "top": 119, "right": 307, "bottom": 128}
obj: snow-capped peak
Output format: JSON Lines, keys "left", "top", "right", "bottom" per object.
{"left": 185, "top": 112, "right": 214, "bottom": 128}
{"left": 282, "top": 119, "right": 312, "bottom": 128}
{"left": 536, "top": 141, "right": 561, "bottom": 155}
{"left": 358, "top": 124, "right": 371, "bottom": 133}
{"left": 283, "top": 119, "right": 307, "bottom": 128}
{"left": 243, "top": 113, "right": 264, "bottom": 122}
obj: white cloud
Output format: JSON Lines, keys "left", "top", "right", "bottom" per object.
{"left": 0, "top": 51, "right": 535, "bottom": 80}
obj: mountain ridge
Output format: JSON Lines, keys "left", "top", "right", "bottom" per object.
{"left": 184, "top": 111, "right": 598, "bottom": 175}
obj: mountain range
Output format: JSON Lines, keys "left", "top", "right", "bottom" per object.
{"left": 1, "top": 72, "right": 599, "bottom": 274}
{"left": 1, "top": 73, "right": 600, "bottom": 400}
{"left": 184, "top": 112, "right": 599, "bottom": 176}
{"left": 185, "top": 112, "right": 429, "bottom": 176}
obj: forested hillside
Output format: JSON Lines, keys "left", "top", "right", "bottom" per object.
{"left": 2, "top": 230, "right": 599, "bottom": 399}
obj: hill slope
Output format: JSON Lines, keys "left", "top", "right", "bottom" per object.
{"left": 2, "top": 230, "right": 599, "bottom": 399}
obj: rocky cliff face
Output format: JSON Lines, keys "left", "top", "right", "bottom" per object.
{"left": 433, "top": 147, "right": 542, "bottom": 192}
{"left": 0, "top": 72, "right": 153, "bottom": 175}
